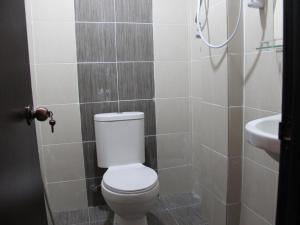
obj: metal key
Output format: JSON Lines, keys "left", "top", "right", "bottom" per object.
{"left": 48, "top": 111, "right": 56, "bottom": 133}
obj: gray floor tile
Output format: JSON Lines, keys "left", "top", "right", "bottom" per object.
{"left": 170, "top": 205, "right": 208, "bottom": 225}
{"left": 89, "top": 206, "right": 114, "bottom": 223}
{"left": 53, "top": 208, "right": 89, "bottom": 225}
{"left": 147, "top": 210, "right": 178, "bottom": 225}
{"left": 161, "top": 193, "right": 201, "bottom": 210}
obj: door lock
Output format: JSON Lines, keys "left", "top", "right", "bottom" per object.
{"left": 25, "top": 106, "right": 56, "bottom": 133}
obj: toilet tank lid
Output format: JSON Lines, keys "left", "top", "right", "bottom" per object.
{"left": 94, "top": 112, "right": 144, "bottom": 122}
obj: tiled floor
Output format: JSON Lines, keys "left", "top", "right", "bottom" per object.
{"left": 52, "top": 192, "right": 207, "bottom": 225}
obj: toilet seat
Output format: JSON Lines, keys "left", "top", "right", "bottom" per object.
{"left": 102, "top": 163, "right": 158, "bottom": 194}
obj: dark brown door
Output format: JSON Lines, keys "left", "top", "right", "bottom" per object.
{"left": 276, "top": 1, "right": 300, "bottom": 224}
{"left": 0, "top": 0, "right": 48, "bottom": 225}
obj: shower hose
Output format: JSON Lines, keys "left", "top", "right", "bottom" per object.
{"left": 196, "top": 0, "right": 243, "bottom": 48}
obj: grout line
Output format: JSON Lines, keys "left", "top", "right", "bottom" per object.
{"left": 38, "top": 102, "right": 80, "bottom": 107}
{"left": 166, "top": 202, "right": 202, "bottom": 211}
{"left": 154, "top": 97, "right": 189, "bottom": 100}
{"left": 42, "top": 141, "right": 84, "bottom": 147}
{"left": 33, "top": 61, "right": 154, "bottom": 66}
{"left": 244, "top": 106, "right": 281, "bottom": 114}
{"left": 244, "top": 157, "right": 279, "bottom": 174}
{"left": 157, "top": 164, "right": 192, "bottom": 171}
{"left": 244, "top": 49, "right": 276, "bottom": 56}
{"left": 75, "top": 21, "right": 152, "bottom": 25}
{"left": 154, "top": 132, "right": 191, "bottom": 137}
{"left": 47, "top": 178, "right": 86, "bottom": 185}
{"left": 113, "top": 0, "right": 120, "bottom": 112}
{"left": 242, "top": 204, "right": 273, "bottom": 225}
{"left": 87, "top": 204, "right": 91, "bottom": 225}
{"left": 191, "top": 99, "right": 228, "bottom": 109}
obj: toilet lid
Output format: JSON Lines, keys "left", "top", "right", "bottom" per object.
{"left": 102, "top": 163, "right": 158, "bottom": 194}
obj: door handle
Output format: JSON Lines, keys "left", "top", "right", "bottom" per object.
{"left": 25, "top": 105, "right": 56, "bottom": 133}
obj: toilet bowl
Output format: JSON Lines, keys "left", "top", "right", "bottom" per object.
{"left": 101, "top": 163, "right": 159, "bottom": 225}
{"left": 94, "top": 112, "right": 159, "bottom": 225}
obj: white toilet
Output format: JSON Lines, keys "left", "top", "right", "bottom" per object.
{"left": 94, "top": 112, "right": 159, "bottom": 225}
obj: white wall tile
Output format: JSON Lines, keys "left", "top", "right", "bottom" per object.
{"left": 193, "top": 186, "right": 227, "bottom": 225}
{"left": 43, "top": 143, "right": 85, "bottom": 182}
{"left": 192, "top": 144, "right": 228, "bottom": 202}
{"left": 153, "top": 0, "right": 189, "bottom": 24}
{"left": 40, "top": 104, "right": 82, "bottom": 145}
{"left": 244, "top": 0, "right": 274, "bottom": 52}
{"left": 240, "top": 205, "right": 272, "bottom": 225}
{"left": 30, "top": 0, "right": 75, "bottom": 22}
{"left": 156, "top": 98, "right": 190, "bottom": 134}
{"left": 244, "top": 52, "right": 282, "bottom": 112}
{"left": 36, "top": 64, "right": 79, "bottom": 105}
{"left": 227, "top": 203, "right": 241, "bottom": 225}
{"left": 228, "top": 107, "right": 243, "bottom": 157}
{"left": 33, "top": 22, "right": 77, "bottom": 64}
{"left": 191, "top": 55, "right": 228, "bottom": 106}
{"left": 154, "top": 25, "right": 189, "bottom": 61}
{"left": 190, "top": 1, "right": 228, "bottom": 59}
{"left": 227, "top": 0, "right": 244, "bottom": 55}
{"left": 47, "top": 180, "right": 88, "bottom": 211}
{"left": 228, "top": 54, "right": 244, "bottom": 107}
{"left": 244, "top": 107, "right": 279, "bottom": 171}
{"left": 157, "top": 133, "right": 192, "bottom": 169}
{"left": 227, "top": 157, "right": 242, "bottom": 203}
{"left": 192, "top": 99, "right": 228, "bottom": 156}
{"left": 158, "top": 166, "right": 192, "bottom": 195}
{"left": 243, "top": 159, "right": 278, "bottom": 224}
{"left": 154, "top": 61, "right": 189, "bottom": 98}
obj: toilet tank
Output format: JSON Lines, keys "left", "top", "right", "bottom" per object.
{"left": 94, "top": 112, "right": 145, "bottom": 168}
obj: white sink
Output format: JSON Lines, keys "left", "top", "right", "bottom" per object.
{"left": 245, "top": 114, "right": 281, "bottom": 154}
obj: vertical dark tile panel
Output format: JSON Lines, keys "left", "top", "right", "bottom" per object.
{"left": 116, "top": 24, "right": 154, "bottom": 61}
{"left": 83, "top": 142, "right": 106, "bottom": 178}
{"left": 76, "top": 23, "right": 116, "bottom": 62}
{"left": 78, "top": 63, "right": 118, "bottom": 103}
{"left": 75, "top": 0, "right": 115, "bottom": 22}
{"left": 74, "top": 0, "right": 157, "bottom": 210}
{"left": 115, "top": 0, "right": 152, "bottom": 23}
{"left": 86, "top": 177, "right": 106, "bottom": 206}
{"left": 118, "top": 62, "right": 154, "bottom": 100}
{"left": 80, "top": 102, "right": 118, "bottom": 141}
{"left": 145, "top": 136, "right": 157, "bottom": 170}
{"left": 119, "top": 100, "right": 156, "bottom": 135}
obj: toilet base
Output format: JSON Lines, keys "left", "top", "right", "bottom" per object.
{"left": 114, "top": 214, "right": 147, "bottom": 225}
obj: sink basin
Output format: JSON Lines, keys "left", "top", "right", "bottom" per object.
{"left": 245, "top": 114, "right": 281, "bottom": 154}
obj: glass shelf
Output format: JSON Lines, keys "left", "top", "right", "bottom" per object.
{"left": 256, "top": 39, "right": 283, "bottom": 51}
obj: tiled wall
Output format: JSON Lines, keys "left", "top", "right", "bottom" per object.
{"left": 25, "top": 0, "right": 88, "bottom": 212}
{"left": 189, "top": 0, "right": 243, "bottom": 224}
{"left": 25, "top": 0, "right": 157, "bottom": 213}
{"left": 241, "top": 0, "right": 282, "bottom": 224}
{"left": 153, "top": 0, "right": 193, "bottom": 196}
{"left": 74, "top": 0, "right": 157, "bottom": 207}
